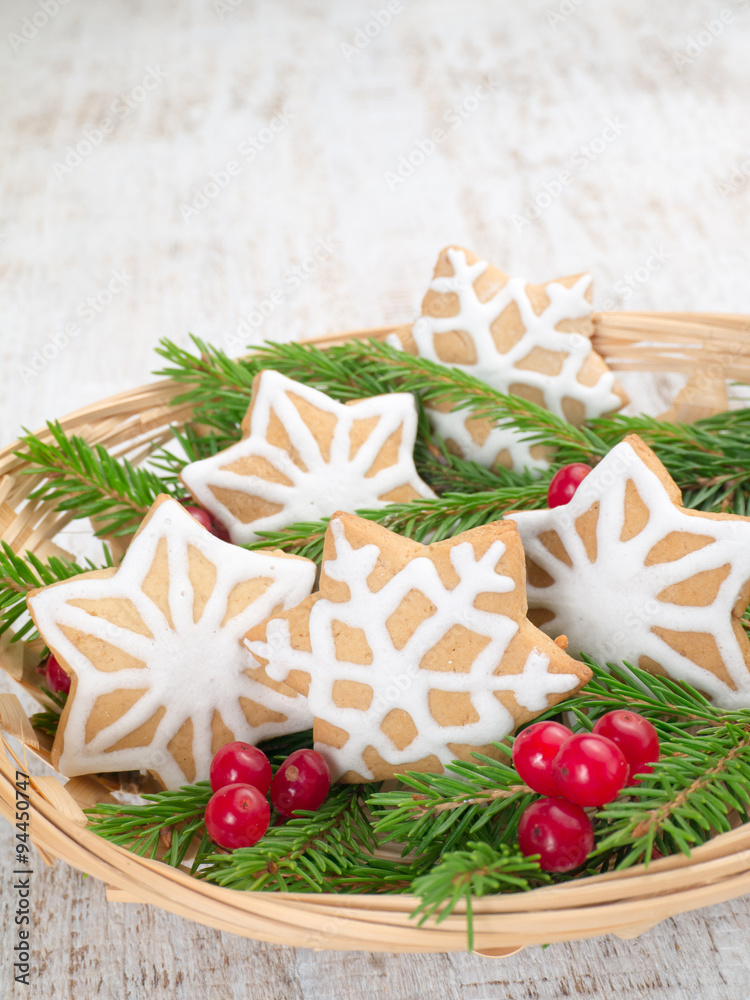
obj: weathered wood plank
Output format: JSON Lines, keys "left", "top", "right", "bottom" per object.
{"left": 1, "top": 0, "right": 750, "bottom": 996}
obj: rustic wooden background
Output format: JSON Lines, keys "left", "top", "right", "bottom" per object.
{"left": 2, "top": 0, "right": 750, "bottom": 996}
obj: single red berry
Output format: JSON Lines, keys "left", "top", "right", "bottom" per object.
{"left": 204, "top": 783, "right": 270, "bottom": 850}
{"left": 45, "top": 654, "right": 71, "bottom": 695}
{"left": 182, "top": 502, "right": 231, "bottom": 542}
{"left": 512, "top": 721, "right": 573, "bottom": 796}
{"left": 592, "top": 711, "right": 660, "bottom": 783}
{"left": 517, "top": 797, "right": 595, "bottom": 872}
{"left": 551, "top": 732, "right": 629, "bottom": 807}
{"left": 210, "top": 741, "right": 272, "bottom": 794}
{"left": 547, "top": 463, "right": 593, "bottom": 508}
{"left": 270, "top": 748, "right": 331, "bottom": 818}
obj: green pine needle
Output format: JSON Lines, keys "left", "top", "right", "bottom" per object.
{"left": 0, "top": 542, "right": 112, "bottom": 643}
{"left": 200, "top": 783, "right": 378, "bottom": 892}
{"left": 15, "top": 421, "right": 179, "bottom": 537}
{"left": 410, "top": 842, "right": 549, "bottom": 950}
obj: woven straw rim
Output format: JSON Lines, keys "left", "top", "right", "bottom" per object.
{"left": 2, "top": 312, "right": 750, "bottom": 954}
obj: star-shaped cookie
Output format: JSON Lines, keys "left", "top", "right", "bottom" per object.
{"left": 27, "top": 495, "right": 317, "bottom": 789}
{"left": 506, "top": 434, "right": 750, "bottom": 709}
{"left": 389, "top": 246, "right": 627, "bottom": 472}
{"left": 180, "top": 369, "right": 436, "bottom": 544}
{"left": 246, "top": 511, "right": 590, "bottom": 781}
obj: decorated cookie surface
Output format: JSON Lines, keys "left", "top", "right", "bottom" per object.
{"left": 28, "top": 496, "right": 317, "bottom": 789}
{"left": 506, "top": 435, "right": 750, "bottom": 709}
{"left": 180, "top": 369, "right": 435, "bottom": 544}
{"left": 389, "top": 246, "right": 626, "bottom": 471}
{"left": 246, "top": 511, "right": 590, "bottom": 781}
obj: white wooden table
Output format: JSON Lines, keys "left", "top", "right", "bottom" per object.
{"left": 2, "top": 0, "right": 750, "bottom": 996}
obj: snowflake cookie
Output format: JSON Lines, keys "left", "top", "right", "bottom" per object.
{"left": 246, "top": 511, "right": 590, "bottom": 781}
{"left": 180, "top": 369, "right": 436, "bottom": 544}
{"left": 506, "top": 434, "right": 750, "bottom": 709}
{"left": 27, "top": 495, "right": 317, "bottom": 789}
{"left": 389, "top": 246, "right": 627, "bottom": 472}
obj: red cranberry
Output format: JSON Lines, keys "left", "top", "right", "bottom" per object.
{"left": 270, "top": 749, "right": 331, "bottom": 818}
{"left": 592, "top": 711, "right": 660, "bottom": 783}
{"left": 517, "top": 797, "right": 595, "bottom": 872}
{"left": 209, "top": 741, "right": 272, "bottom": 794}
{"left": 512, "top": 721, "right": 573, "bottom": 796}
{"left": 551, "top": 732, "right": 629, "bottom": 807}
{"left": 204, "top": 783, "right": 270, "bottom": 850}
{"left": 547, "top": 463, "right": 593, "bottom": 508}
{"left": 45, "top": 654, "right": 70, "bottom": 695}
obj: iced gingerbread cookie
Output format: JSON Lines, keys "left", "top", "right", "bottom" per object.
{"left": 506, "top": 435, "right": 750, "bottom": 709}
{"left": 27, "top": 495, "right": 317, "bottom": 789}
{"left": 246, "top": 511, "right": 590, "bottom": 781}
{"left": 389, "top": 246, "right": 627, "bottom": 472}
{"left": 180, "top": 369, "right": 435, "bottom": 544}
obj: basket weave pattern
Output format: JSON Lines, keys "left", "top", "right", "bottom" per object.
{"left": 2, "top": 316, "right": 750, "bottom": 954}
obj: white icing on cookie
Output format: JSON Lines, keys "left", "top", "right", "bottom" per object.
{"left": 181, "top": 370, "right": 436, "bottom": 544}
{"left": 249, "top": 516, "right": 581, "bottom": 780}
{"left": 29, "top": 497, "right": 316, "bottom": 788}
{"left": 507, "top": 438, "right": 750, "bottom": 709}
{"left": 391, "top": 248, "right": 622, "bottom": 471}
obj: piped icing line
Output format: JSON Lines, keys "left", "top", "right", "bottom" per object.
{"left": 390, "top": 247, "right": 623, "bottom": 471}
{"left": 507, "top": 436, "right": 750, "bottom": 709}
{"left": 180, "top": 369, "right": 436, "bottom": 544}
{"left": 28, "top": 497, "right": 317, "bottom": 788}
{"left": 249, "top": 516, "right": 582, "bottom": 780}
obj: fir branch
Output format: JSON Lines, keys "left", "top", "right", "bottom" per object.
{"left": 368, "top": 752, "right": 535, "bottom": 857}
{"left": 148, "top": 425, "right": 235, "bottom": 490}
{"left": 155, "top": 337, "right": 514, "bottom": 496}
{"left": 593, "top": 724, "right": 750, "bottom": 869}
{"left": 588, "top": 411, "right": 750, "bottom": 511}
{"left": 248, "top": 479, "right": 551, "bottom": 561}
{"left": 16, "top": 422, "right": 178, "bottom": 537}
{"left": 29, "top": 686, "right": 67, "bottom": 737}
{"left": 410, "top": 842, "right": 548, "bottom": 950}
{"left": 86, "top": 781, "right": 215, "bottom": 872}
{"left": 155, "top": 336, "right": 750, "bottom": 512}
{"left": 0, "top": 543, "right": 112, "bottom": 643}
{"left": 200, "top": 783, "right": 378, "bottom": 891}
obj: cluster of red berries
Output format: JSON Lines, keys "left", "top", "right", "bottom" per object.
{"left": 513, "top": 711, "right": 660, "bottom": 872}
{"left": 204, "top": 742, "right": 331, "bottom": 851}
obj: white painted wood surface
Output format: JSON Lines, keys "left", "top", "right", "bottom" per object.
{"left": 2, "top": 0, "right": 750, "bottom": 996}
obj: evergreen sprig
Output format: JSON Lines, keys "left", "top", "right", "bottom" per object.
{"left": 86, "top": 781, "right": 215, "bottom": 872}
{"left": 155, "top": 335, "right": 750, "bottom": 511}
{"left": 0, "top": 543, "right": 111, "bottom": 643}
{"left": 15, "top": 422, "right": 178, "bottom": 537}
{"left": 410, "top": 842, "right": 549, "bottom": 950}
{"left": 29, "top": 686, "right": 67, "bottom": 737}
{"left": 247, "top": 478, "right": 551, "bottom": 560}
{"left": 593, "top": 725, "right": 750, "bottom": 869}
{"left": 200, "top": 783, "right": 377, "bottom": 892}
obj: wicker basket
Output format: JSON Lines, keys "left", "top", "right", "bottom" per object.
{"left": 2, "top": 311, "right": 750, "bottom": 955}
